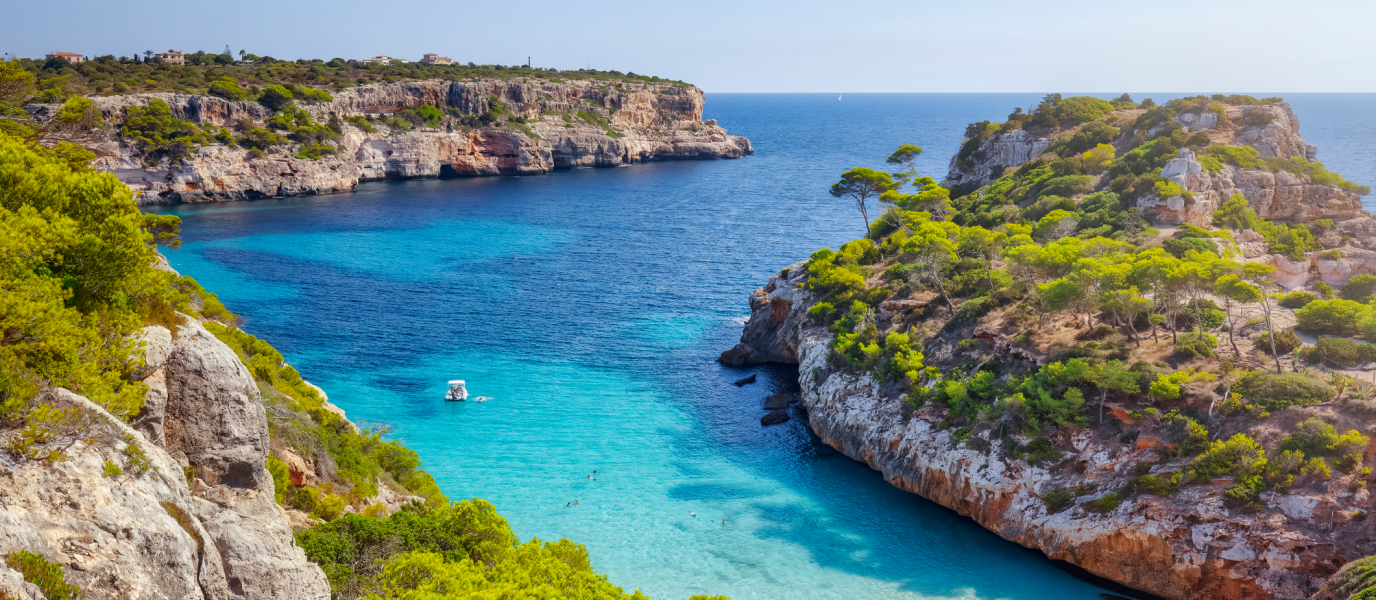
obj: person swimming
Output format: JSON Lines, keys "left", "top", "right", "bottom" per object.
{"left": 566, "top": 502, "right": 571, "bottom": 507}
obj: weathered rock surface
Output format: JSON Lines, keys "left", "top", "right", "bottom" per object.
{"left": 0, "top": 319, "right": 331, "bottom": 600}
{"left": 945, "top": 129, "right": 1051, "bottom": 190}
{"left": 75, "top": 79, "right": 751, "bottom": 204}
{"left": 728, "top": 264, "right": 1376, "bottom": 600}
{"left": 1141, "top": 148, "right": 1363, "bottom": 226}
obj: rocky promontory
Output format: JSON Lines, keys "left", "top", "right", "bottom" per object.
{"left": 728, "top": 95, "right": 1376, "bottom": 600}
{"left": 67, "top": 79, "right": 751, "bottom": 204}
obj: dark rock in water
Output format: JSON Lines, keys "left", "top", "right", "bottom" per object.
{"left": 760, "top": 409, "right": 790, "bottom": 426}
{"left": 719, "top": 343, "right": 766, "bottom": 366}
{"left": 733, "top": 374, "right": 757, "bottom": 387}
{"left": 764, "top": 394, "right": 791, "bottom": 410}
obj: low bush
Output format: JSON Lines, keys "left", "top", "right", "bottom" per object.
{"left": 1044, "top": 488, "right": 1073, "bottom": 514}
{"left": 1278, "top": 291, "right": 1318, "bottom": 309}
{"left": 1235, "top": 371, "right": 1335, "bottom": 410}
{"left": 1082, "top": 493, "right": 1121, "bottom": 514}
{"left": 6, "top": 550, "right": 81, "bottom": 600}
{"left": 1255, "top": 329, "right": 1301, "bottom": 356}
{"left": 1342, "top": 274, "right": 1376, "bottom": 302}
{"left": 1302, "top": 336, "right": 1376, "bottom": 368}
{"left": 1174, "top": 332, "right": 1217, "bottom": 360}
{"left": 1295, "top": 299, "right": 1372, "bottom": 336}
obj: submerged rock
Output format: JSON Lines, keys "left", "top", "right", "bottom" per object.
{"left": 733, "top": 374, "right": 757, "bottom": 387}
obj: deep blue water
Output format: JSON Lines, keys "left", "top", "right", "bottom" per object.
{"left": 151, "top": 93, "right": 1376, "bottom": 600}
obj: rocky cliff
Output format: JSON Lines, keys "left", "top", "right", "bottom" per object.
{"left": 1141, "top": 147, "right": 1362, "bottom": 228}
{"left": 76, "top": 79, "right": 751, "bottom": 204}
{"left": 0, "top": 315, "right": 331, "bottom": 599}
{"left": 945, "top": 129, "right": 1052, "bottom": 191}
{"left": 728, "top": 265, "right": 1376, "bottom": 600}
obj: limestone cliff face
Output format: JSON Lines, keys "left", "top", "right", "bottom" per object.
{"left": 1139, "top": 148, "right": 1363, "bottom": 227}
{"left": 0, "top": 318, "right": 331, "bottom": 600}
{"left": 79, "top": 79, "right": 751, "bottom": 204}
{"left": 729, "top": 267, "right": 1376, "bottom": 600}
{"left": 945, "top": 129, "right": 1051, "bottom": 190}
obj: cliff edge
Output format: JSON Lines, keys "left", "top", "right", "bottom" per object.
{"left": 62, "top": 79, "right": 751, "bottom": 204}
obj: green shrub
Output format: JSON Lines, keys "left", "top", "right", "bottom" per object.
{"left": 207, "top": 77, "right": 252, "bottom": 101}
{"left": 1235, "top": 372, "right": 1335, "bottom": 410}
{"left": 1256, "top": 329, "right": 1301, "bottom": 356}
{"left": 1040, "top": 175, "right": 1096, "bottom": 197}
{"left": 1127, "top": 472, "right": 1178, "bottom": 496}
{"left": 1342, "top": 274, "right": 1376, "bottom": 302}
{"left": 1082, "top": 493, "right": 1121, "bottom": 514}
{"left": 1043, "top": 488, "right": 1073, "bottom": 514}
{"left": 1296, "top": 299, "right": 1372, "bottom": 336}
{"left": 295, "top": 142, "right": 338, "bottom": 160}
{"left": 1162, "top": 237, "right": 1217, "bottom": 259}
{"left": 6, "top": 550, "right": 80, "bottom": 600}
{"left": 1278, "top": 291, "right": 1318, "bottom": 309}
{"left": 951, "top": 296, "right": 997, "bottom": 325}
{"left": 1302, "top": 336, "right": 1376, "bottom": 368}
{"left": 1174, "top": 332, "right": 1217, "bottom": 359}
{"left": 1281, "top": 418, "right": 1338, "bottom": 457}
{"left": 259, "top": 84, "right": 295, "bottom": 111}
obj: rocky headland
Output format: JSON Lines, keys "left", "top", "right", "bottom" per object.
{"left": 726, "top": 95, "right": 1376, "bottom": 600}
{"left": 58, "top": 79, "right": 751, "bottom": 204}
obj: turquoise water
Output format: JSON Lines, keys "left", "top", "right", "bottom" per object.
{"left": 153, "top": 94, "right": 1376, "bottom": 600}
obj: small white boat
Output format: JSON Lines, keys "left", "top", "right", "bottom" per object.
{"left": 445, "top": 380, "right": 468, "bottom": 402}
{"left": 838, "top": 94, "right": 842, "bottom": 101}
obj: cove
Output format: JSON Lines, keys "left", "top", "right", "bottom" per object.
{"left": 150, "top": 94, "right": 1376, "bottom": 600}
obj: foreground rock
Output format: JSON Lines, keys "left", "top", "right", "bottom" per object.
{"left": 71, "top": 79, "right": 751, "bottom": 204}
{"left": 0, "top": 318, "right": 330, "bottom": 600}
{"left": 728, "top": 266, "right": 1373, "bottom": 600}
{"left": 760, "top": 410, "right": 790, "bottom": 426}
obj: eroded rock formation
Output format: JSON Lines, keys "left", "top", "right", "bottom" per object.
{"left": 77, "top": 80, "right": 752, "bottom": 204}
{"left": 0, "top": 318, "right": 331, "bottom": 600}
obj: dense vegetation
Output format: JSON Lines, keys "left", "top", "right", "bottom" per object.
{"left": 0, "top": 106, "right": 708, "bottom": 598}
{"left": 812, "top": 92, "right": 1376, "bottom": 518}
{"left": 296, "top": 500, "right": 727, "bottom": 600}
{"left": 11, "top": 51, "right": 688, "bottom": 100}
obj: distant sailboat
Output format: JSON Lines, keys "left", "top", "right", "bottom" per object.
{"left": 838, "top": 94, "right": 842, "bottom": 101}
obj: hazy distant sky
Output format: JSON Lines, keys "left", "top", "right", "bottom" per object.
{"left": 4, "top": 0, "right": 1374, "bottom": 93}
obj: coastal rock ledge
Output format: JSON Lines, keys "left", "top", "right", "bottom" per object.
{"left": 70, "top": 79, "right": 752, "bottom": 204}
{"left": 728, "top": 265, "right": 1371, "bottom": 600}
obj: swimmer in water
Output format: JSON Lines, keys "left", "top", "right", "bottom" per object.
{"left": 566, "top": 502, "right": 571, "bottom": 507}
{"left": 594, "top": 470, "right": 600, "bottom": 475}
{"left": 575, "top": 500, "right": 580, "bottom": 506}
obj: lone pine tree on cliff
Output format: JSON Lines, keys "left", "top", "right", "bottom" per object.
{"left": 830, "top": 167, "right": 897, "bottom": 238}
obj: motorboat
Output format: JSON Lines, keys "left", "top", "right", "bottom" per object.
{"left": 445, "top": 380, "right": 468, "bottom": 402}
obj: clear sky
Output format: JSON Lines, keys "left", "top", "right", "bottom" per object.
{"left": 4, "top": 0, "right": 1374, "bottom": 93}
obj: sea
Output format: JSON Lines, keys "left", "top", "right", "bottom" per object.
{"left": 149, "top": 93, "right": 1376, "bottom": 600}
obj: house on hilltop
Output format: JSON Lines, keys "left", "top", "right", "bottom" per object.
{"left": 420, "top": 53, "right": 453, "bottom": 65}
{"left": 359, "top": 55, "right": 406, "bottom": 65}
{"left": 154, "top": 50, "right": 184, "bottom": 65}
{"left": 45, "top": 51, "right": 85, "bottom": 64}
